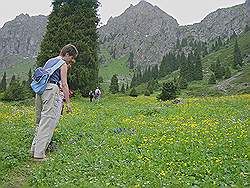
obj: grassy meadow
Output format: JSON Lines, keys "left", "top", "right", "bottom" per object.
{"left": 0, "top": 94, "right": 249, "bottom": 187}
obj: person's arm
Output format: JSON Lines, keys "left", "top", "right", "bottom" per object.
{"left": 60, "top": 63, "right": 72, "bottom": 113}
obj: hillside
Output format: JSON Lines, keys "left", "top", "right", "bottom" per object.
{"left": 95, "top": 31, "right": 250, "bottom": 96}
{"left": 98, "top": 2, "right": 247, "bottom": 67}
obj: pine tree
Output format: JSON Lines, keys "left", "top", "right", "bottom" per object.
{"left": 10, "top": 74, "right": 16, "bottom": 86}
{"left": 233, "top": 39, "right": 243, "bottom": 69}
{"left": 147, "top": 80, "right": 154, "bottom": 94}
{"left": 129, "top": 87, "right": 138, "bottom": 97}
{"left": 181, "top": 38, "right": 187, "bottom": 47}
{"left": 152, "top": 65, "right": 159, "bottom": 79}
{"left": 144, "top": 89, "right": 151, "bottom": 96}
{"left": 157, "top": 82, "right": 177, "bottom": 101}
{"left": 180, "top": 53, "right": 188, "bottom": 80}
{"left": 36, "top": 0, "right": 100, "bottom": 96}
{"left": 120, "top": 83, "right": 125, "bottom": 94}
{"left": 176, "top": 38, "right": 181, "bottom": 49}
{"left": 126, "top": 83, "right": 129, "bottom": 91}
{"left": 128, "top": 52, "right": 134, "bottom": 69}
{"left": 109, "top": 74, "right": 119, "bottom": 94}
{"left": 208, "top": 73, "right": 216, "bottom": 84}
{"left": 217, "top": 36, "right": 223, "bottom": 47}
{"left": 178, "top": 76, "right": 188, "bottom": 89}
{"left": 186, "top": 52, "right": 195, "bottom": 82}
{"left": 0, "top": 72, "right": 7, "bottom": 92}
{"left": 193, "top": 51, "right": 203, "bottom": 80}
{"left": 214, "top": 58, "right": 224, "bottom": 79}
{"left": 245, "top": 25, "right": 250, "bottom": 32}
{"left": 130, "top": 73, "right": 137, "bottom": 88}
{"left": 224, "top": 66, "right": 232, "bottom": 79}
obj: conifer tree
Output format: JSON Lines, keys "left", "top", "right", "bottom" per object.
{"left": 147, "top": 80, "right": 154, "bottom": 94}
{"left": 193, "top": 51, "right": 203, "bottom": 80}
{"left": 10, "top": 74, "right": 16, "bottom": 86}
{"left": 217, "top": 36, "right": 223, "bottom": 47}
{"left": 130, "top": 73, "right": 137, "bottom": 88}
{"left": 233, "top": 39, "right": 243, "bottom": 69}
{"left": 0, "top": 72, "right": 7, "bottom": 91}
{"left": 129, "top": 87, "right": 138, "bottom": 97}
{"left": 178, "top": 76, "right": 188, "bottom": 89}
{"left": 109, "top": 74, "right": 119, "bottom": 94}
{"left": 224, "top": 66, "right": 232, "bottom": 79}
{"left": 152, "top": 65, "right": 159, "bottom": 79}
{"left": 179, "top": 52, "right": 188, "bottom": 82}
{"left": 181, "top": 38, "right": 187, "bottom": 47}
{"left": 186, "top": 52, "right": 195, "bottom": 82}
{"left": 214, "top": 58, "right": 224, "bottom": 79}
{"left": 158, "top": 82, "right": 177, "bottom": 101}
{"left": 208, "top": 73, "right": 216, "bottom": 84}
{"left": 128, "top": 52, "right": 134, "bottom": 69}
{"left": 36, "top": 0, "right": 100, "bottom": 96}
{"left": 176, "top": 38, "right": 181, "bottom": 49}
{"left": 120, "top": 83, "right": 125, "bottom": 94}
{"left": 245, "top": 25, "right": 250, "bottom": 32}
{"left": 126, "top": 83, "right": 129, "bottom": 91}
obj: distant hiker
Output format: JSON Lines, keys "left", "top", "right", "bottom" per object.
{"left": 89, "top": 90, "right": 94, "bottom": 102}
{"left": 30, "top": 44, "right": 78, "bottom": 162}
{"left": 94, "top": 87, "right": 101, "bottom": 100}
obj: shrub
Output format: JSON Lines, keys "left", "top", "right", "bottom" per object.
{"left": 144, "top": 89, "right": 151, "bottom": 96}
{"left": 157, "top": 82, "right": 177, "bottom": 101}
{"left": 129, "top": 88, "right": 138, "bottom": 97}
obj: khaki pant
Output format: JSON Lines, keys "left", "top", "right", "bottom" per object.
{"left": 30, "top": 83, "right": 63, "bottom": 158}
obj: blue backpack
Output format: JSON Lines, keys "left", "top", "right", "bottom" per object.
{"left": 31, "top": 58, "right": 65, "bottom": 95}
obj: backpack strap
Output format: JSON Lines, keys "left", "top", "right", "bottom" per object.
{"left": 47, "top": 59, "right": 65, "bottom": 76}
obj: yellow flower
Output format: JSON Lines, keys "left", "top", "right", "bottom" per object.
{"left": 160, "top": 170, "right": 166, "bottom": 176}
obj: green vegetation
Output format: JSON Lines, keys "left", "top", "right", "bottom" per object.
{"left": 37, "top": 0, "right": 100, "bottom": 96}
{"left": 99, "top": 55, "right": 131, "bottom": 81}
{"left": 0, "top": 94, "right": 249, "bottom": 187}
{"left": 0, "top": 55, "right": 34, "bottom": 82}
{"left": 202, "top": 31, "right": 250, "bottom": 71}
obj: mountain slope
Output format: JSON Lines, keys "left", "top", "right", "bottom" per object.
{"left": 0, "top": 14, "right": 47, "bottom": 58}
{"left": 98, "top": 1, "right": 179, "bottom": 67}
{"left": 98, "top": 2, "right": 247, "bottom": 67}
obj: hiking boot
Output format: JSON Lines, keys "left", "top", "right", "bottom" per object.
{"left": 33, "top": 157, "right": 48, "bottom": 162}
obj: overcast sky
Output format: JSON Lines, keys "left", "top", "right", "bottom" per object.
{"left": 0, "top": 0, "right": 246, "bottom": 28}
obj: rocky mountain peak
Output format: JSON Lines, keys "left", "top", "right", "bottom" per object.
{"left": 99, "top": 1, "right": 179, "bottom": 66}
{"left": 0, "top": 13, "right": 48, "bottom": 58}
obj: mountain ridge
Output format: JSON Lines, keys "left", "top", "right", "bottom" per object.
{"left": 0, "top": 1, "right": 247, "bottom": 69}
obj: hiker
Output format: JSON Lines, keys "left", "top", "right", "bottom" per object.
{"left": 30, "top": 44, "right": 78, "bottom": 162}
{"left": 89, "top": 90, "right": 94, "bottom": 102}
{"left": 94, "top": 87, "right": 101, "bottom": 100}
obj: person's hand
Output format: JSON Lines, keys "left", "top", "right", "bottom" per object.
{"left": 66, "top": 103, "right": 73, "bottom": 113}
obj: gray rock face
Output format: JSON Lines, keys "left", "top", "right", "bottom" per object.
{"left": 247, "top": 0, "right": 250, "bottom": 26}
{"left": 179, "top": 4, "right": 247, "bottom": 41}
{"left": 0, "top": 14, "right": 48, "bottom": 58}
{"left": 98, "top": 1, "right": 179, "bottom": 67}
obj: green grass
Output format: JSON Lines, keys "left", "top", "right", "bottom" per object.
{"left": 99, "top": 55, "right": 131, "bottom": 81}
{"left": 0, "top": 55, "right": 35, "bottom": 82}
{"left": 99, "top": 55, "right": 132, "bottom": 93}
{"left": 0, "top": 94, "right": 249, "bottom": 187}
